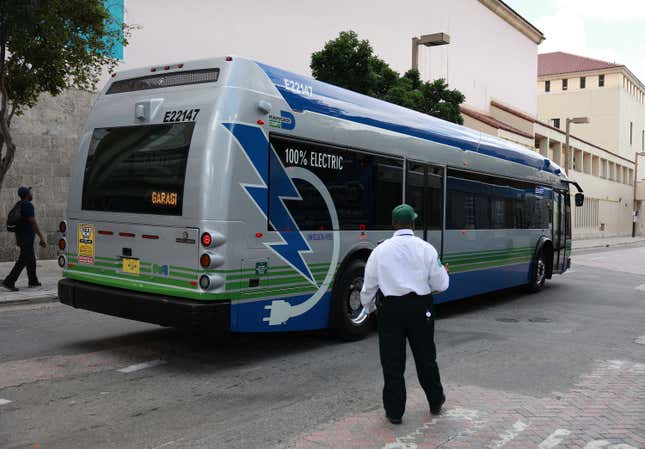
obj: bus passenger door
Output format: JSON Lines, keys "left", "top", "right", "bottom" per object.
{"left": 406, "top": 162, "right": 445, "bottom": 257}
{"left": 552, "top": 190, "right": 567, "bottom": 272}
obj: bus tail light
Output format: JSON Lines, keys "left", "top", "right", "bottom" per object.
{"left": 200, "top": 253, "right": 211, "bottom": 268}
{"left": 198, "top": 274, "right": 224, "bottom": 291}
{"left": 201, "top": 232, "right": 213, "bottom": 247}
{"left": 199, "top": 252, "right": 224, "bottom": 269}
{"left": 59, "top": 221, "right": 67, "bottom": 234}
{"left": 58, "top": 239, "right": 66, "bottom": 251}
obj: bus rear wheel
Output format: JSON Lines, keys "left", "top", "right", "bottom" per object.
{"left": 329, "top": 259, "right": 372, "bottom": 341}
{"left": 529, "top": 251, "right": 547, "bottom": 292}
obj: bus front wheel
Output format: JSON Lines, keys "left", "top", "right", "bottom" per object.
{"left": 529, "top": 251, "right": 547, "bottom": 292}
{"left": 329, "top": 259, "right": 372, "bottom": 341}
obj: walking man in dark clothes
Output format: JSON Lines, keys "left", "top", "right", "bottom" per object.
{"left": 2, "top": 187, "right": 46, "bottom": 291}
{"left": 360, "top": 204, "right": 450, "bottom": 424}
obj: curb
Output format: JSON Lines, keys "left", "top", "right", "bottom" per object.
{"left": 573, "top": 239, "right": 645, "bottom": 252}
{"left": 0, "top": 294, "right": 59, "bottom": 308}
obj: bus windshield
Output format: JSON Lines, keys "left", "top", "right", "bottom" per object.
{"left": 81, "top": 123, "right": 194, "bottom": 216}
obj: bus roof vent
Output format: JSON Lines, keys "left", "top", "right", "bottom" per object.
{"left": 106, "top": 68, "right": 220, "bottom": 95}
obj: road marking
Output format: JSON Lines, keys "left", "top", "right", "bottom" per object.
{"left": 0, "top": 398, "right": 12, "bottom": 406}
{"left": 489, "top": 420, "right": 528, "bottom": 449}
{"left": 538, "top": 429, "right": 571, "bottom": 449}
{"left": 117, "top": 360, "right": 166, "bottom": 373}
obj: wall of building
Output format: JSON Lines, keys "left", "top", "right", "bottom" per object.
{"left": 0, "top": 90, "right": 96, "bottom": 262}
{"left": 618, "top": 78, "right": 645, "bottom": 171}
{"left": 118, "top": 0, "right": 539, "bottom": 114}
{"left": 537, "top": 72, "right": 622, "bottom": 157}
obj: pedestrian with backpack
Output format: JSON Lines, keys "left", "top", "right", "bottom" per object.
{"left": 2, "top": 186, "right": 46, "bottom": 291}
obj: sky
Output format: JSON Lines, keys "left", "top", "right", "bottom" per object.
{"left": 505, "top": 0, "right": 645, "bottom": 82}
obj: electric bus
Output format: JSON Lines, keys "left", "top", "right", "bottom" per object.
{"left": 57, "top": 56, "right": 583, "bottom": 339}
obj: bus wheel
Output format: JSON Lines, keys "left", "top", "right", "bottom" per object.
{"left": 330, "top": 259, "right": 372, "bottom": 341}
{"left": 529, "top": 251, "right": 547, "bottom": 292}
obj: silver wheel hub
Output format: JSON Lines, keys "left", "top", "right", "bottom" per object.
{"left": 348, "top": 277, "right": 368, "bottom": 325}
{"left": 536, "top": 259, "right": 546, "bottom": 284}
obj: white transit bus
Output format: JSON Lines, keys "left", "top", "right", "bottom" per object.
{"left": 57, "top": 56, "right": 584, "bottom": 339}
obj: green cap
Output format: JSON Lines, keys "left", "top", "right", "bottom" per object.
{"left": 392, "top": 204, "right": 418, "bottom": 225}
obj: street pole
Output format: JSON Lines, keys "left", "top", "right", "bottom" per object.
{"left": 411, "top": 37, "right": 420, "bottom": 71}
{"left": 565, "top": 119, "right": 571, "bottom": 175}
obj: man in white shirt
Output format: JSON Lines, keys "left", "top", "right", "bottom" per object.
{"left": 361, "top": 204, "right": 449, "bottom": 424}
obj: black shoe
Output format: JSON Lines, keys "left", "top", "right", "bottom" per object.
{"left": 386, "top": 415, "right": 402, "bottom": 425}
{"left": 28, "top": 282, "right": 42, "bottom": 287}
{"left": 1, "top": 281, "right": 18, "bottom": 292}
{"left": 430, "top": 394, "right": 446, "bottom": 415}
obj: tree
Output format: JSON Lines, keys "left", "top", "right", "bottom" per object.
{"left": 0, "top": 0, "right": 129, "bottom": 190}
{"left": 311, "top": 31, "right": 464, "bottom": 125}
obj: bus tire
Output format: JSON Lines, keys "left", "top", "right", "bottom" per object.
{"left": 529, "top": 250, "right": 547, "bottom": 292}
{"left": 329, "top": 259, "right": 372, "bottom": 341}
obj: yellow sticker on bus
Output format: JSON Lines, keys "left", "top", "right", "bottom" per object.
{"left": 78, "top": 224, "right": 95, "bottom": 264}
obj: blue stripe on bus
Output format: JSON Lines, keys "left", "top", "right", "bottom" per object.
{"left": 230, "top": 292, "right": 332, "bottom": 332}
{"left": 434, "top": 262, "right": 531, "bottom": 304}
{"left": 256, "top": 62, "right": 561, "bottom": 175}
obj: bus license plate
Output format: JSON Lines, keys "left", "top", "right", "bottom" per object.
{"left": 122, "top": 258, "right": 140, "bottom": 275}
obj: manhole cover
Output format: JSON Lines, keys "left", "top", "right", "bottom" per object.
{"left": 528, "top": 317, "right": 552, "bottom": 323}
{"left": 635, "top": 336, "right": 645, "bottom": 345}
{"left": 496, "top": 317, "right": 519, "bottom": 323}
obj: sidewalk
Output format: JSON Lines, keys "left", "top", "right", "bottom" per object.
{"left": 0, "top": 259, "right": 60, "bottom": 306}
{"left": 572, "top": 235, "right": 645, "bottom": 250}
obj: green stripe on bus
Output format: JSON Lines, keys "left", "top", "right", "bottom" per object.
{"left": 225, "top": 273, "right": 328, "bottom": 291}
{"left": 450, "top": 257, "right": 531, "bottom": 273}
{"left": 67, "top": 265, "right": 193, "bottom": 289}
{"left": 63, "top": 271, "right": 229, "bottom": 301}
{"left": 224, "top": 265, "right": 332, "bottom": 281}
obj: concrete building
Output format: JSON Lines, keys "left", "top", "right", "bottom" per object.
{"left": 535, "top": 52, "right": 645, "bottom": 238}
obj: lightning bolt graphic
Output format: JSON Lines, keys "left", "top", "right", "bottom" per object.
{"left": 223, "top": 123, "right": 317, "bottom": 286}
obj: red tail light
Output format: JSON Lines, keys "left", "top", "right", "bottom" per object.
{"left": 58, "top": 239, "right": 66, "bottom": 250}
{"left": 201, "top": 232, "right": 212, "bottom": 247}
{"left": 58, "top": 221, "right": 67, "bottom": 233}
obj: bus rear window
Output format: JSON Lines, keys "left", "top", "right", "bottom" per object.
{"left": 81, "top": 123, "right": 194, "bottom": 215}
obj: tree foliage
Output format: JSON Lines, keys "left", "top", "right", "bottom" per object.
{"left": 311, "top": 31, "right": 464, "bottom": 124}
{"left": 0, "top": 0, "right": 129, "bottom": 190}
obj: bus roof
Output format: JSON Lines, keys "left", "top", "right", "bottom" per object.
{"left": 254, "top": 61, "right": 564, "bottom": 178}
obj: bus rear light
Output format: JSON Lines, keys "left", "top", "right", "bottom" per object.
{"left": 119, "top": 232, "right": 135, "bottom": 238}
{"left": 257, "top": 119, "right": 264, "bottom": 125}
{"left": 59, "top": 221, "right": 67, "bottom": 234}
{"left": 164, "top": 66, "right": 170, "bottom": 70}
{"left": 201, "top": 232, "right": 212, "bottom": 247}
{"left": 255, "top": 232, "right": 263, "bottom": 238}
{"left": 98, "top": 230, "right": 114, "bottom": 235}
{"left": 199, "top": 274, "right": 210, "bottom": 289}
{"left": 178, "top": 63, "right": 184, "bottom": 68}
{"left": 142, "top": 234, "right": 159, "bottom": 240}
{"left": 226, "top": 56, "right": 233, "bottom": 62}
{"left": 58, "top": 255, "right": 66, "bottom": 268}
{"left": 190, "top": 280, "right": 197, "bottom": 287}
{"left": 199, "top": 273, "right": 224, "bottom": 290}
{"left": 58, "top": 239, "right": 66, "bottom": 250}
{"left": 150, "top": 67, "right": 157, "bottom": 72}
{"left": 200, "top": 253, "right": 211, "bottom": 268}
{"left": 111, "top": 73, "right": 117, "bottom": 78}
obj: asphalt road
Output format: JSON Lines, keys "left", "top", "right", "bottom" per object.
{"left": 1, "top": 243, "right": 644, "bottom": 449}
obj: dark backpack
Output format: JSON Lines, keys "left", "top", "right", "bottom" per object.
{"left": 6, "top": 201, "right": 22, "bottom": 233}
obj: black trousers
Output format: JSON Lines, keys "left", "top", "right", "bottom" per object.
{"left": 377, "top": 292, "right": 443, "bottom": 419}
{"left": 4, "top": 239, "right": 38, "bottom": 285}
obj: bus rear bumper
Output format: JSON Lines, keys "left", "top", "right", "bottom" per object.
{"left": 58, "top": 278, "right": 230, "bottom": 330}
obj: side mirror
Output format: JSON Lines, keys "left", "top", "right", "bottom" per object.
{"left": 575, "top": 192, "right": 584, "bottom": 207}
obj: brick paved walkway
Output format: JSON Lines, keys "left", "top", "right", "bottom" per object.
{"left": 292, "top": 360, "right": 645, "bottom": 449}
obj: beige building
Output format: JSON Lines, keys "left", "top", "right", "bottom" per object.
{"left": 530, "top": 52, "right": 644, "bottom": 238}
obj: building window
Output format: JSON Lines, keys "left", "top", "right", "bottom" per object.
{"left": 642, "top": 129, "right": 644, "bottom": 151}
{"left": 562, "top": 79, "right": 568, "bottom": 91}
{"left": 630, "top": 122, "right": 633, "bottom": 145}
{"left": 580, "top": 77, "right": 586, "bottom": 89}
{"left": 552, "top": 118, "right": 561, "bottom": 129}
{"left": 599, "top": 74, "right": 605, "bottom": 87}
{"left": 545, "top": 80, "right": 550, "bottom": 92}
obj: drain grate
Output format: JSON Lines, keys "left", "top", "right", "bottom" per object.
{"left": 528, "top": 317, "right": 552, "bottom": 323}
{"left": 635, "top": 336, "right": 645, "bottom": 345}
{"left": 496, "top": 317, "right": 519, "bottom": 323}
